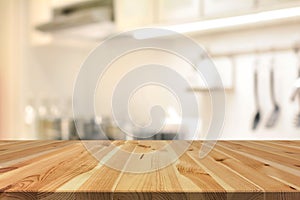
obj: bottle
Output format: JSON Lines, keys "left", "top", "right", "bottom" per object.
{"left": 24, "top": 98, "right": 37, "bottom": 139}
{"left": 60, "top": 98, "right": 74, "bottom": 140}
{"left": 37, "top": 97, "right": 50, "bottom": 139}
{"left": 48, "top": 98, "right": 62, "bottom": 140}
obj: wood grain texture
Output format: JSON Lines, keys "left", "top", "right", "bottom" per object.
{"left": 0, "top": 141, "right": 299, "bottom": 200}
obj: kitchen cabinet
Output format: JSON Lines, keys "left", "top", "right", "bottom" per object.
{"left": 203, "top": 0, "right": 254, "bottom": 17}
{"left": 0, "top": 140, "right": 299, "bottom": 199}
{"left": 157, "top": 0, "right": 201, "bottom": 23}
{"left": 29, "top": 0, "right": 52, "bottom": 45}
{"left": 259, "top": 0, "right": 300, "bottom": 7}
{"left": 114, "top": 0, "right": 202, "bottom": 30}
{"left": 114, "top": 0, "right": 155, "bottom": 31}
{"left": 50, "top": 0, "right": 86, "bottom": 8}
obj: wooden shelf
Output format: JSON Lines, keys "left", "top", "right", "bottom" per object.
{"left": 0, "top": 140, "right": 299, "bottom": 199}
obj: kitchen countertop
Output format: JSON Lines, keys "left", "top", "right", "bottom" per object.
{"left": 0, "top": 140, "right": 299, "bottom": 199}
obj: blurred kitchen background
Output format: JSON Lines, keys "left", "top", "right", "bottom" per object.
{"left": 1, "top": 0, "right": 300, "bottom": 140}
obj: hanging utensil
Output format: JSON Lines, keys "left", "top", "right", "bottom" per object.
{"left": 266, "top": 56, "right": 280, "bottom": 128}
{"left": 291, "top": 47, "right": 300, "bottom": 127}
{"left": 291, "top": 81, "right": 300, "bottom": 127}
{"left": 252, "top": 58, "right": 261, "bottom": 130}
{"left": 295, "top": 97, "right": 300, "bottom": 128}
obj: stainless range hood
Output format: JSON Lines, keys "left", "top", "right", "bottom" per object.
{"left": 36, "top": 0, "right": 115, "bottom": 39}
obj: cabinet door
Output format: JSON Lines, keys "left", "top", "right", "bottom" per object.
{"left": 157, "top": 0, "right": 201, "bottom": 23}
{"left": 203, "top": 0, "right": 254, "bottom": 17}
{"left": 259, "top": 0, "right": 299, "bottom": 7}
{"left": 114, "top": 0, "right": 154, "bottom": 31}
{"left": 51, "top": 0, "right": 84, "bottom": 8}
{"left": 30, "top": 0, "right": 52, "bottom": 45}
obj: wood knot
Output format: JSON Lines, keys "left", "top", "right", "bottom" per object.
{"left": 137, "top": 144, "right": 151, "bottom": 148}
{"left": 215, "top": 158, "right": 226, "bottom": 162}
{"left": 289, "top": 186, "right": 296, "bottom": 190}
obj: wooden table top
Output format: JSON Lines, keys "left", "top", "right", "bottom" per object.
{"left": 0, "top": 140, "right": 299, "bottom": 199}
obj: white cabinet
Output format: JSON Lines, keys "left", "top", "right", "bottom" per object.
{"left": 114, "top": 0, "right": 155, "bottom": 31}
{"left": 29, "top": 0, "right": 52, "bottom": 45}
{"left": 114, "top": 0, "right": 202, "bottom": 31}
{"left": 157, "top": 0, "right": 201, "bottom": 23}
{"left": 51, "top": 0, "right": 85, "bottom": 8}
{"left": 258, "top": 0, "right": 300, "bottom": 7}
{"left": 203, "top": 0, "right": 254, "bottom": 17}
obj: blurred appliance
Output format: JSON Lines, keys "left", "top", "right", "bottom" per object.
{"left": 36, "top": 0, "right": 114, "bottom": 39}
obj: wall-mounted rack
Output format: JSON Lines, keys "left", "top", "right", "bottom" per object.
{"left": 208, "top": 44, "right": 300, "bottom": 58}
{"left": 188, "top": 44, "right": 300, "bottom": 93}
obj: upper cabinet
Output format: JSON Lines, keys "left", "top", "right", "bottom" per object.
{"left": 258, "top": 0, "right": 299, "bottom": 7}
{"left": 114, "top": 0, "right": 155, "bottom": 31}
{"left": 114, "top": 0, "right": 300, "bottom": 31}
{"left": 114, "top": 0, "right": 202, "bottom": 30}
{"left": 51, "top": 0, "right": 86, "bottom": 8}
{"left": 157, "top": 0, "right": 201, "bottom": 24}
{"left": 203, "top": 0, "right": 254, "bottom": 17}
{"left": 29, "top": 0, "right": 53, "bottom": 45}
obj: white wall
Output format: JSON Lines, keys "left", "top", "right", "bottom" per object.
{"left": 24, "top": 43, "right": 92, "bottom": 100}
{"left": 194, "top": 22, "right": 300, "bottom": 139}
{"left": 20, "top": 2, "right": 300, "bottom": 140}
{"left": 216, "top": 53, "right": 299, "bottom": 140}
